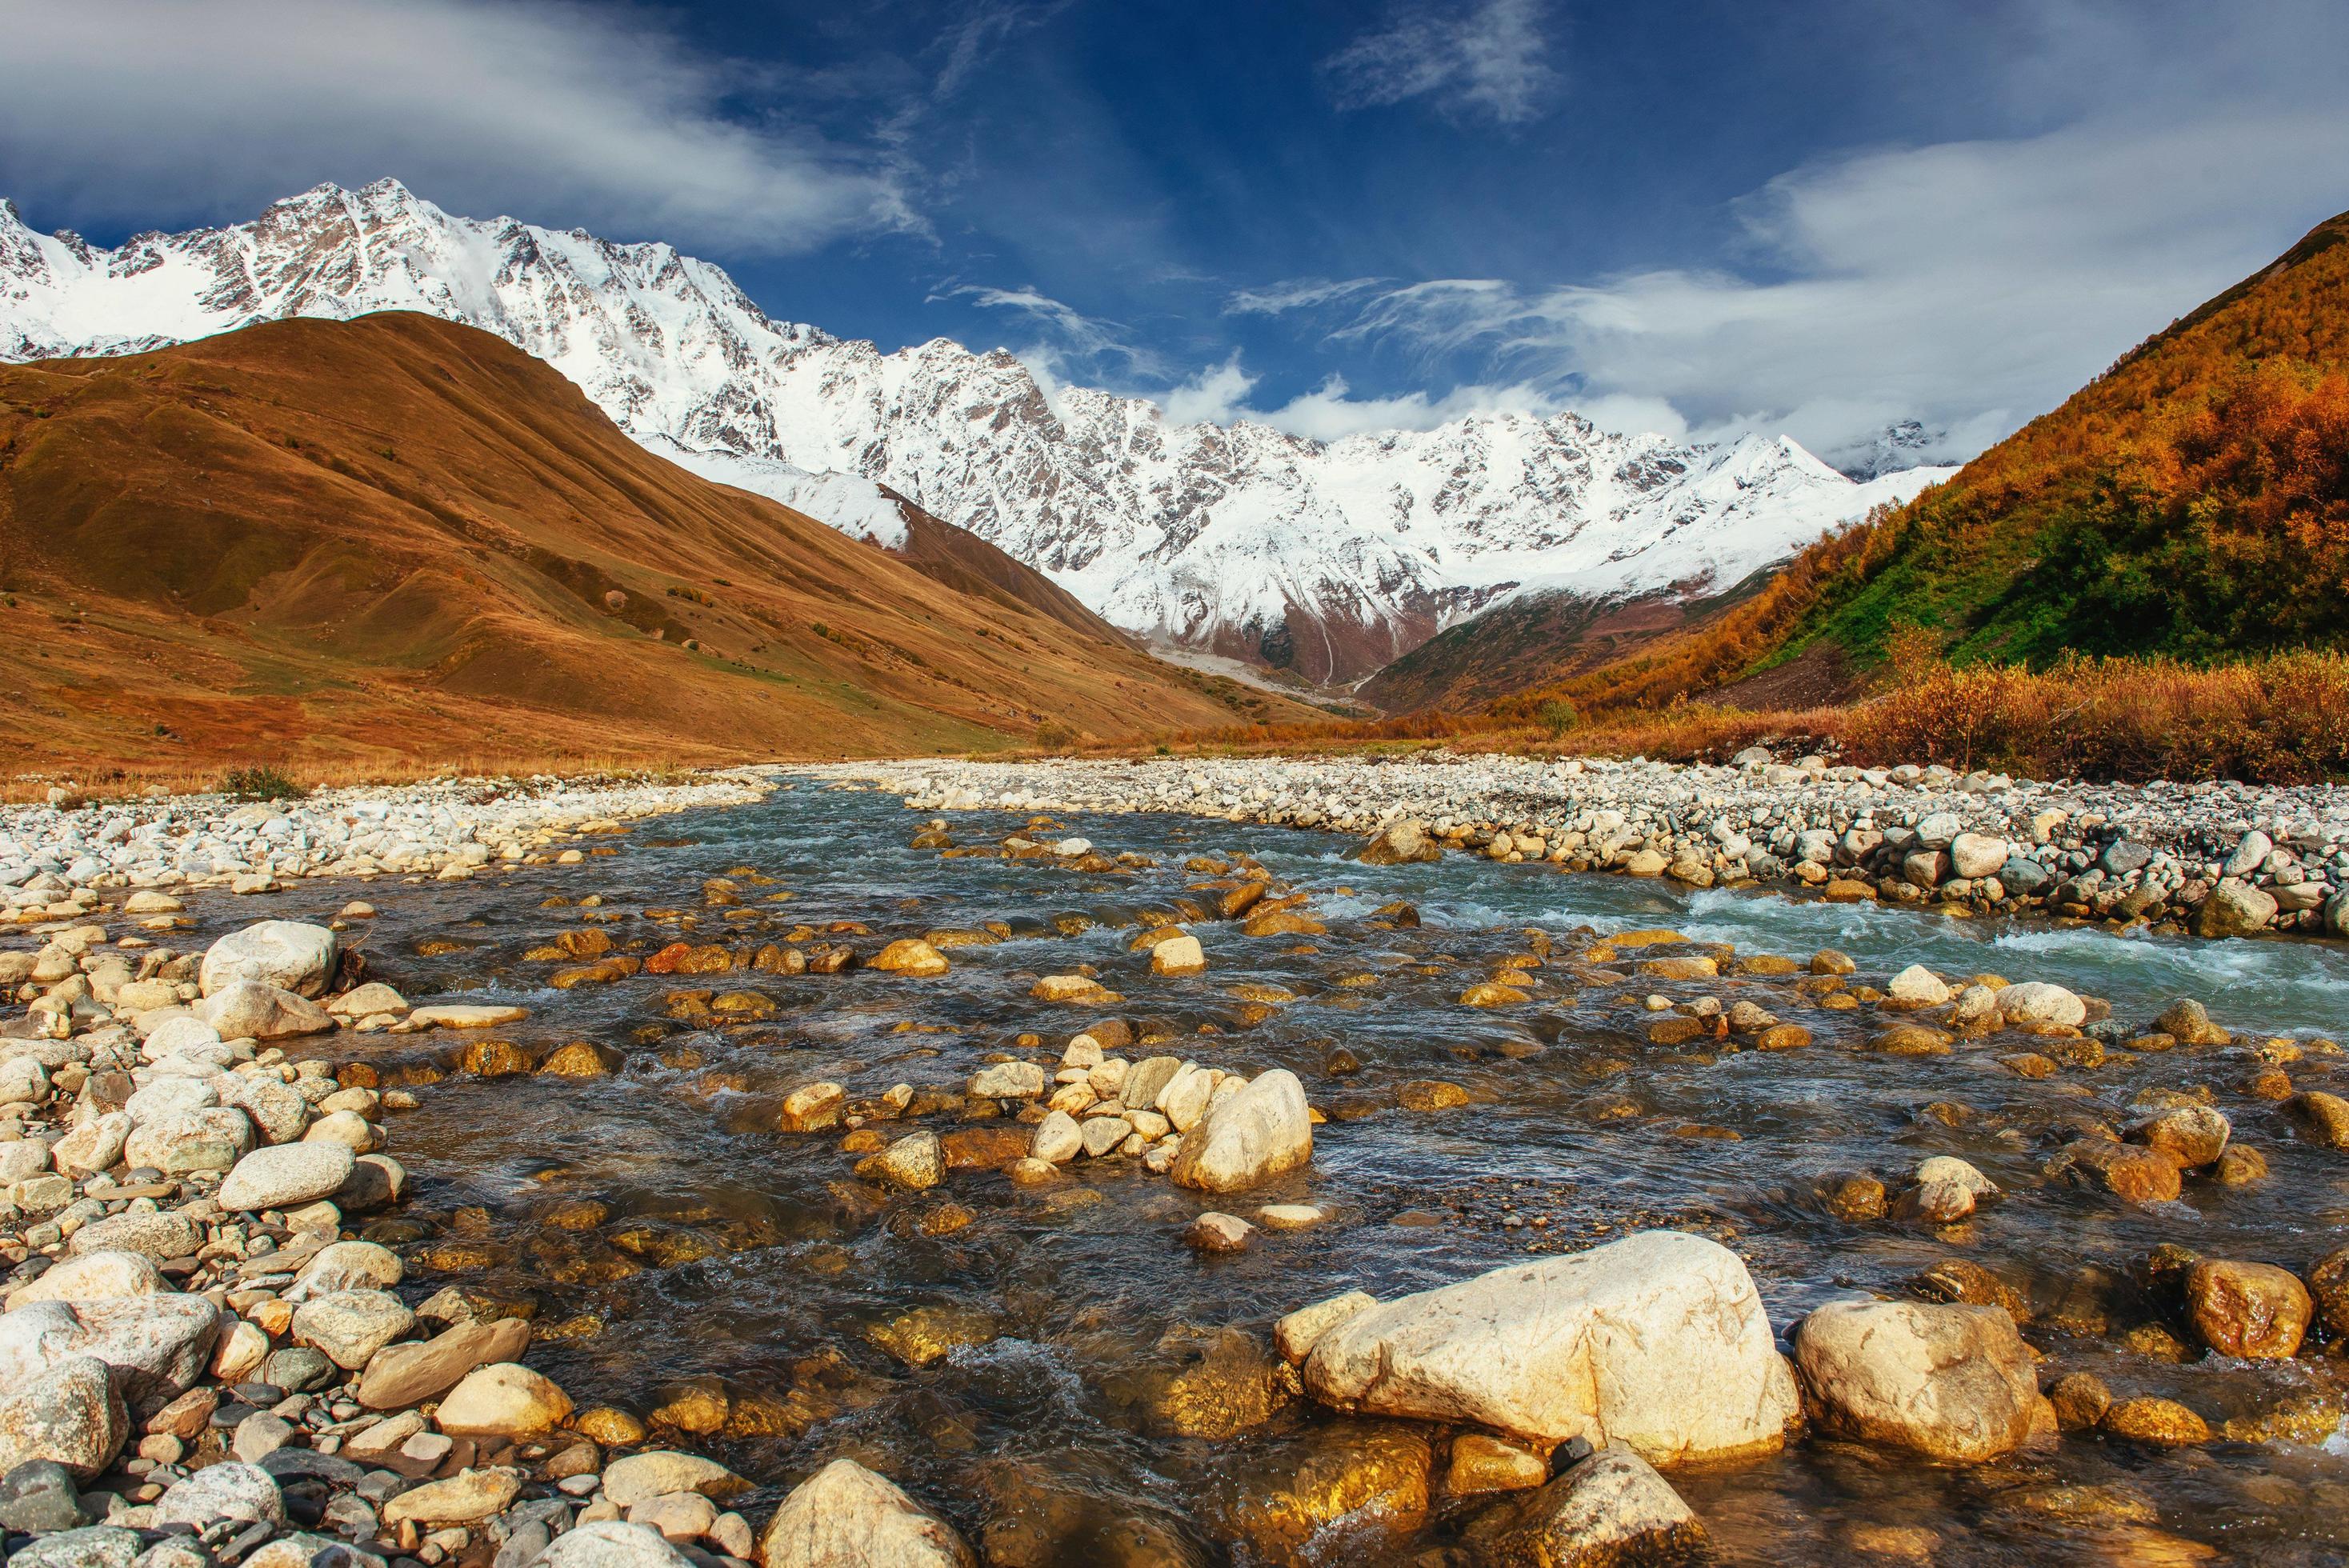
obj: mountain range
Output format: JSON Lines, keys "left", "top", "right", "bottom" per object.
{"left": 0, "top": 178, "right": 1948, "bottom": 687}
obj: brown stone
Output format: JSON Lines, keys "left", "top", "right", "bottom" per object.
{"left": 1445, "top": 1433, "right": 1549, "bottom": 1498}
{"left": 1207, "top": 1421, "right": 1431, "bottom": 1566}
{"left": 2046, "top": 1371, "right": 2111, "bottom": 1430}
{"left": 2183, "top": 1259, "right": 2312, "bottom": 1359}
{"left": 779, "top": 1082, "right": 846, "bottom": 1134}
{"left": 555, "top": 930, "right": 612, "bottom": 959}
{"left": 538, "top": 1042, "right": 622, "bottom": 1078}
{"left": 2100, "top": 1397, "right": 2209, "bottom": 1446}
{"left": 355, "top": 1318, "right": 531, "bottom": 1410}
{"left": 2052, "top": 1139, "right": 2182, "bottom": 1202}
{"left": 2287, "top": 1091, "right": 2349, "bottom": 1149}
{"left": 458, "top": 1038, "right": 534, "bottom": 1077}
{"left": 1396, "top": 1079, "right": 1471, "bottom": 1113}
{"left": 1911, "top": 1258, "right": 2029, "bottom": 1323}
{"left": 1869, "top": 1024, "right": 1953, "bottom": 1056}
{"left": 938, "top": 1127, "right": 1031, "bottom": 1170}
{"left": 1645, "top": 1016, "right": 1706, "bottom": 1046}
{"left": 1818, "top": 1171, "right": 1887, "bottom": 1222}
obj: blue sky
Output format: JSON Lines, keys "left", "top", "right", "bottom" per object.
{"left": 5, "top": 0, "right": 2347, "bottom": 464}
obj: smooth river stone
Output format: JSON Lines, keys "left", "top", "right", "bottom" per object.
{"left": 1302, "top": 1230, "right": 1799, "bottom": 1463}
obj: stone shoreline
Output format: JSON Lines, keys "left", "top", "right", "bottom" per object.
{"left": 809, "top": 750, "right": 2349, "bottom": 941}
{"left": 1, "top": 774, "right": 776, "bottom": 922}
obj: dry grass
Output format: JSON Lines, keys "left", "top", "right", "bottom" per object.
{"left": 2, "top": 751, "right": 723, "bottom": 805}
{"left": 1103, "top": 650, "right": 2349, "bottom": 785}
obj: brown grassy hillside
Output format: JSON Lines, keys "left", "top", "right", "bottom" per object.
{"left": 0, "top": 313, "right": 1297, "bottom": 774}
{"left": 1533, "top": 206, "right": 2349, "bottom": 714}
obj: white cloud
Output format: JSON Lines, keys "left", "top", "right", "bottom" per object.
{"left": 1225, "top": 277, "right": 1385, "bottom": 316}
{"left": 1323, "top": 0, "right": 1559, "bottom": 126}
{"left": 0, "top": 0, "right": 909, "bottom": 253}
{"left": 1323, "top": 104, "right": 2349, "bottom": 463}
{"left": 1136, "top": 359, "right": 1565, "bottom": 443}
{"left": 1157, "top": 354, "right": 1261, "bottom": 426}
{"left": 933, "top": 282, "right": 1167, "bottom": 400}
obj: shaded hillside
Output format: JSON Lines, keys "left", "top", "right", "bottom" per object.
{"left": 1360, "top": 569, "right": 1775, "bottom": 714}
{"left": 0, "top": 313, "right": 1297, "bottom": 772}
{"left": 1535, "top": 207, "right": 2349, "bottom": 714}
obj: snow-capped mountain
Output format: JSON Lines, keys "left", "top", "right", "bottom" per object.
{"left": 0, "top": 179, "right": 1950, "bottom": 683}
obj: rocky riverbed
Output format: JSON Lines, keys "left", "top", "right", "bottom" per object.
{"left": 1, "top": 774, "right": 775, "bottom": 916}
{"left": 4, "top": 774, "right": 2349, "bottom": 1566}
{"left": 831, "top": 750, "right": 2349, "bottom": 942}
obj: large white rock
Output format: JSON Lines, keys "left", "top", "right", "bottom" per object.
{"left": 1303, "top": 1230, "right": 1799, "bottom": 1463}
{"left": 152, "top": 1461, "right": 286, "bottom": 1526}
{"left": 122, "top": 1108, "right": 254, "bottom": 1175}
{"left": 0, "top": 1355, "right": 127, "bottom": 1480}
{"left": 758, "top": 1458, "right": 974, "bottom": 1568}
{"left": 122, "top": 1075, "right": 220, "bottom": 1127}
{"left": 200, "top": 922, "right": 339, "bottom": 999}
{"left": 286, "top": 1240, "right": 403, "bottom": 1300}
{"left": 1995, "top": 981, "right": 2086, "bottom": 1028}
{"left": 3, "top": 1251, "right": 163, "bottom": 1310}
{"left": 540, "top": 1522, "right": 695, "bottom": 1568}
{"left": 217, "top": 1141, "right": 354, "bottom": 1212}
{"left": 217, "top": 1071, "right": 313, "bottom": 1144}
{"left": 49, "top": 1113, "right": 132, "bottom": 1178}
{"left": 194, "top": 982, "right": 334, "bottom": 1042}
{"left": 290, "top": 1290, "right": 416, "bottom": 1369}
{"left": 140, "top": 1017, "right": 226, "bottom": 1063}
{"left": 1168, "top": 1070, "right": 1311, "bottom": 1194}
{"left": 1886, "top": 965, "right": 1951, "bottom": 1005}
{"left": 1947, "top": 834, "right": 2010, "bottom": 880}
{"left": 602, "top": 1450, "right": 747, "bottom": 1509}
{"left": 0, "top": 1294, "right": 222, "bottom": 1409}
{"left": 1791, "top": 1299, "right": 2041, "bottom": 1462}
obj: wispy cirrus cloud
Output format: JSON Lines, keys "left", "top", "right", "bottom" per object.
{"left": 0, "top": 0, "right": 911, "bottom": 253}
{"left": 1224, "top": 277, "right": 1387, "bottom": 317}
{"left": 1321, "top": 0, "right": 1560, "bottom": 126}
{"left": 933, "top": 281, "right": 1171, "bottom": 400}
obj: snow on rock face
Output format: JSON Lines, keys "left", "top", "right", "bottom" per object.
{"left": 0, "top": 182, "right": 1952, "bottom": 681}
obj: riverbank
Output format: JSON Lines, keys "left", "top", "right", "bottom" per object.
{"left": 0, "top": 773, "right": 776, "bottom": 921}
{"left": 813, "top": 750, "right": 2349, "bottom": 942}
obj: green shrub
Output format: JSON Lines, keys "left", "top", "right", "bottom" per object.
{"left": 1535, "top": 698, "right": 1579, "bottom": 738}
{"left": 221, "top": 765, "right": 303, "bottom": 801}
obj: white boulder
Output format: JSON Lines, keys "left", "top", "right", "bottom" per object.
{"left": 1302, "top": 1230, "right": 1799, "bottom": 1464}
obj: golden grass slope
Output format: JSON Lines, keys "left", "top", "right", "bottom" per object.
{"left": 0, "top": 312, "right": 1299, "bottom": 773}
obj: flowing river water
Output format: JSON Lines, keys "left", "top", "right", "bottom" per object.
{"left": 178, "top": 782, "right": 2349, "bottom": 1564}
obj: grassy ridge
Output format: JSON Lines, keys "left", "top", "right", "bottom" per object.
{"left": 1535, "top": 206, "right": 2349, "bottom": 713}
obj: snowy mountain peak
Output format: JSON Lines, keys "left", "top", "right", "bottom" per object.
{"left": 0, "top": 182, "right": 1951, "bottom": 685}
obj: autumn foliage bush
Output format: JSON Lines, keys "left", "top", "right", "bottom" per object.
{"left": 1838, "top": 648, "right": 2349, "bottom": 783}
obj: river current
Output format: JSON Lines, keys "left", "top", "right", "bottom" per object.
{"left": 189, "top": 782, "right": 2349, "bottom": 1565}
